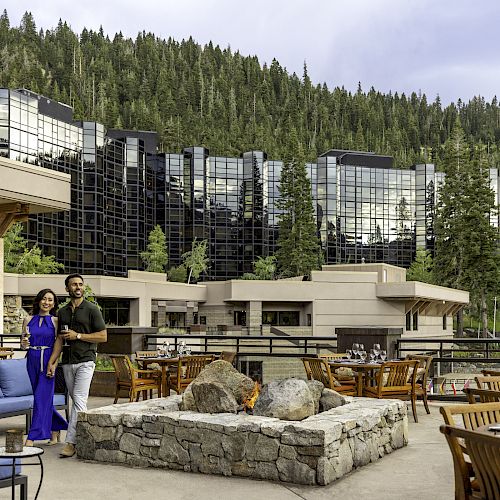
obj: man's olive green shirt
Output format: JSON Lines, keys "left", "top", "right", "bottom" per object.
{"left": 57, "top": 299, "right": 106, "bottom": 364}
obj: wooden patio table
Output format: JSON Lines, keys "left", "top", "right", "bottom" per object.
{"left": 137, "top": 356, "right": 179, "bottom": 397}
{"left": 328, "top": 359, "right": 385, "bottom": 396}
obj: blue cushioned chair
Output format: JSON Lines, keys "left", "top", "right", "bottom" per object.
{"left": 0, "top": 458, "right": 27, "bottom": 500}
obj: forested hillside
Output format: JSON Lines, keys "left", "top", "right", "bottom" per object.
{"left": 2, "top": 10, "right": 500, "bottom": 166}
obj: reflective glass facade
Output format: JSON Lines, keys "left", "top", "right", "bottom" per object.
{"left": 3, "top": 88, "right": 500, "bottom": 279}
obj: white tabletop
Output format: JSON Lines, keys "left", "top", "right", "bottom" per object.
{"left": 0, "top": 446, "right": 44, "bottom": 458}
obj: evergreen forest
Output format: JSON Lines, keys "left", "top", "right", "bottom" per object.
{"left": 2, "top": 11, "right": 500, "bottom": 167}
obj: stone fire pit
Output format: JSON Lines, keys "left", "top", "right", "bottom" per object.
{"left": 76, "top": 395, "right": 408, "bottom": 485}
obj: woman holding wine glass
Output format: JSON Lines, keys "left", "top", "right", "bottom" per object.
{"left": 21, "top": 289, "right": 68, "bottom": 446}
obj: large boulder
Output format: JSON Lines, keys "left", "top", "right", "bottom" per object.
{"left": 191, "top": 382, "right": 239, "bottom": 413}
{"left": 319, "top": 388, "right": 348, "bottom": 411}
{"left": 306, "top": 380, "right": 324, "bottom": 414}
{"left": 253, "top": 378, "right": 317, "bottom": 421}
{"left": 181, "top": 360, "right": 255, "bottom": 411}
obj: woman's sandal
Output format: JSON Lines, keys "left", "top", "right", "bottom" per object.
{"left": 48, "top": 431, "right": 61, "bottom": 445}
{"left": 25, "top": 439, "right": 34, "bottom": 447}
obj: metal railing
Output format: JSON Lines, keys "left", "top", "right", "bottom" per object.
{"left": 396, "top": 337, "right": 500, "bottom": 400}
{"left": 396, "top": 337, "right": 500, "bottom": 363}
{"left": 143, "top": 333, "right": 337, "bottom": 358}
{"left": 0, "top": 334, "right": 22, "bottom": 350}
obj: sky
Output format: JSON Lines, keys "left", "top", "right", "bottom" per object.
{"left": 3, "top": 0, "right": 500, "bottom": 105}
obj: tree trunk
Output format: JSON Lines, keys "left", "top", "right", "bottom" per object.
{"left": 455, "top": 309, "right": 464, "bottom": 338}
{"left": 481, "top": 293, "right": 489, "bottom": 339}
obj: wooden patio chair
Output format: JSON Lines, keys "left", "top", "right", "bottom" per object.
{"left": 0, "top": 347, "right": 14, "bottom": 359}
{"left": 440, "top": 401, "right": 500, "bottom": 431}
{"left": 318, "top": 354, "right": 356, "bottom": 382}
{"left": 481, "top": 369, "right": 500, "bottom": 377}
{"left": 465, "top": 387, "right": 500, "bottom": 404}
{"left": 475, "top": 375, "right": 500, "bottom": 392}
{"left": 440, "top": 424, "right": 500, "bottom": 500}
{"left": 363, "top": 359, "right": 419, "bottom": 422}
{"left": 440, "top": 400, "right": 500, "bottom": 496}
{"left": 301, "top": 357, "right": 356, "bottom": 395}
{"left": 405, "top": 354, "right": 433, "bottom": 414}
{"left": 169, "top": 355, "right": 215, "bottom": 394}
{"left": 109, "top": 354, "right": 162, "bottom": 403}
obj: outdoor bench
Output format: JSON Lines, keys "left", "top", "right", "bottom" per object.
{"left": 0, "top": 358, "right": 68, "bottom": 431}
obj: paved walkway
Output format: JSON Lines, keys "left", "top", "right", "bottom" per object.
{"left": 0, "top": 399, "right": 453, "bottom": 500}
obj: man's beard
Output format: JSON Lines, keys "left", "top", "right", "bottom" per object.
{"left": 69, "top": 290, "right": 83, "bottom": 299}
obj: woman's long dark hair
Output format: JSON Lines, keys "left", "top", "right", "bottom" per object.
{"left": 32, "top": 289, "right": 58, "bottom": 316}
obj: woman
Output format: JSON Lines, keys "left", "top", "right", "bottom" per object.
{"left": 21, "top": 289, "right": 68, "bottom": 446}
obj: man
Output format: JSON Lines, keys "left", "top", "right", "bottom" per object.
{"left": 48, "top": 274, "right": 107, "bottom": 458}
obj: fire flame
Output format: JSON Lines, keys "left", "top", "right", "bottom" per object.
{"left": 243, "top": 381, "right": 260, "bottom": 410}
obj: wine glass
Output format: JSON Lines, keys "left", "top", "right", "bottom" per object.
{"left": 360, "top": 350, "right": 367, "bottom": 363}
{"left": 185, "top": 345, "right": 192, "bottom": 356}
{"left": 168, "top": 343, "right": 175, "bottom": 358}
{"left": 22, "top": 326, "right": 31, "bottom": 350}
{"left": 61, "top": 324, "right": 69, "bottom": 347}
{"left": 345, "top": 349, "right": 352, "bottom": 360}
{"left": 380, "top": 350, "right": 387, "bottom": 362}
{"left": 369, "top": 349, "right": 376, "bottom": 363}
{"left": 352, "top": 343, "right": 359, "bottom": 359}
{"left": 359, "top": 343, "right": 364, "bottom": 353}
{"left": 373, "top": 343, "right": 381, "bottom": 359}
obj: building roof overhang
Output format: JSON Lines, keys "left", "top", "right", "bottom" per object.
{"left": 376, "top": 281, "right": 469, "bottom": 315}
{"left": 0, "top": 157, "right": 71, "bottom": 236}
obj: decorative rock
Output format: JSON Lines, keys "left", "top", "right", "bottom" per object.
{"left": 181, "top": 360, "right": 255, "bottom": 411}
{"left": 191, "top": 382, "right": 239, "bottom": 414}
{"left": 320, "top": 388, "right": 348, "bottom": 412}
{"left": 119, "top": 432, "right": 142, "bottom": 454}
{"left": 253, "top": 378, "right": 316, "bottom": 421}
{"left": 158, "top": 437, "right": 190, "bottom": 464}
{"left": 276, "top": 457, "right": 316, "bottom": 485}
{"left": 306, "top": 380, "right": 324, "bottom": 413}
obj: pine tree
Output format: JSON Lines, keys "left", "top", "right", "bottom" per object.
{"left": 275, "top": 129, "right": 322, "bottom": 277}
{"left": 140, "top": 225, "right": 168, "bottom": 273}
{"left": 434, "top": 121, "right": 470, "bottom": 336}
{"left": 406, "top": 248, "right": 434, "bottom": 283}
{"left": 461, "top": 145, "right": 500, "bottom": 337}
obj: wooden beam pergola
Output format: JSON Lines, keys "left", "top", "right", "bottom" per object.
{"left": 0, "top": 203, "right": 30, "bottom": 237}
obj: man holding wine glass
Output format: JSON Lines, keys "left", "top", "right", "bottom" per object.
{"left": 47, "top": 274, "right": 107, "bottom": 458}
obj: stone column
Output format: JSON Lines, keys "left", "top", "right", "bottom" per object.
{"left": 247, "top": 301, "right": 262, "bottom": 335}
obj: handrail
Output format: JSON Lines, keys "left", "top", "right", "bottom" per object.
{"left": 143, "top": 333, "right": 337, "bottom": 358}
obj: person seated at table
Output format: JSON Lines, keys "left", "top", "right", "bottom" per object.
{"left": 21, "top": 289, "right": 68, "bottom": 446}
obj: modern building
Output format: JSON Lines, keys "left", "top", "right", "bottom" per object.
{"left": 2, "top": 88, "right": 499, "bottom": 281}
{"left": 4, "top": 263, "right": 469, "bottom": 337}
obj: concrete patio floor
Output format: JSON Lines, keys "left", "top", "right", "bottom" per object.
{"left": 0, "top": 398, "right": 454, "bottom": 500}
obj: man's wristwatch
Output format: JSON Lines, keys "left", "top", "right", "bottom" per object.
{"left": 76, "top": 333, "right": 82, "bottom": 340}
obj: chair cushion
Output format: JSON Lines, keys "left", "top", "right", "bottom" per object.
{"left": 53, "top": 394, "right": 66, "bottom": 407}
{"left": 406, "top": 367, "right": 426, "bottom": 383}
{"left": 335, "top": 367, "right": 355, "bottom": 377}
{"left": 0, "top": 458, "right": 21, "bottom": 479}
{"left": 0, "top": 359, "right": 32, "bottom": 397}
{"left": 0, "top": 395, "right": 33, "bottom": 414}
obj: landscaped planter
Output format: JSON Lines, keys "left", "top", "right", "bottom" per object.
{"left": 89, "top": 371, "right": 116, "bottom": 397}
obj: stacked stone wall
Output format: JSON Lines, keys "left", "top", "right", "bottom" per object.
{"left": 3, "top": 295, "right": 28, "bottom": 333}
{"left": 77, "top": 396, "right": 408, "bottom": 486}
